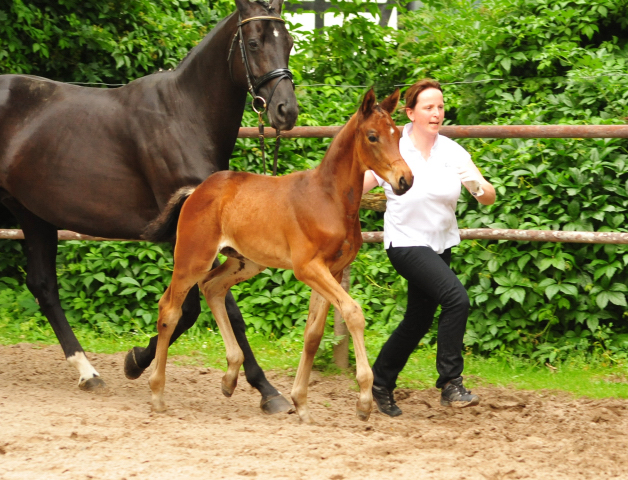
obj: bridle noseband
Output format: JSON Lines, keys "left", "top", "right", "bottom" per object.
{"left": 228, "top": 14, "right": 294, "bottom": 175}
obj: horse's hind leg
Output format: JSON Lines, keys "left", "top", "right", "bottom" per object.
{"left": 224, "top": 289, "right": 293, "bottom": 414}
{"left": 199, "top": 257, "right": 265, "bottom": 398}
{"left": 149, "top": 271, "right": 202, "bottom": 412}
{"left": 124, "top": 258, "right": 292, "bottom": 413}
{"left": 1, "top": 197, "right": 104, "bottom": 391}
{"left": 124, "top": 284, "right": 201, "bottom": 380}
{"left": 290, "top": 290, "right": 330, "bottom": 424}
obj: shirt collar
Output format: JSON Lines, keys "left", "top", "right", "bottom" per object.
{"left": 401, "top": 122, "right": 441, "bottom": 155}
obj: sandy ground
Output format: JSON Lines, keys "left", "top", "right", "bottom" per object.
{"left": 2, "top": 343, "right": 628, "bottom": 480}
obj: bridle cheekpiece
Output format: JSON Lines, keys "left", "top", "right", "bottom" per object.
{"left": 228, "top": 13, "right": 294, "bottom": 175}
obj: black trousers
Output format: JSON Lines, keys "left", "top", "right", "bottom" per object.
{"left": 372, "top": 245, "right": 470, "bottom": 390}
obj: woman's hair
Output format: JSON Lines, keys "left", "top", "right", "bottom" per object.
{"left": 404, "top": 79, "right": 442, "bottom": 110}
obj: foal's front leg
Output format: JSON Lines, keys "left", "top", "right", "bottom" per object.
{"left": 297, "top": 264, "right": 373, "bottom": 421}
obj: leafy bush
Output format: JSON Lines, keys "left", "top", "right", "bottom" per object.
{"left": 1, "top": 0, "right": 628, "bottom": 364}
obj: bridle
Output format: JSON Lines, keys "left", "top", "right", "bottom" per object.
{"left": 228, "top": 14, "right": 294, "bottom": 175}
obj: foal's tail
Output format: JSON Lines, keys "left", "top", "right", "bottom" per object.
{"left": 142, "top": 186, "right": 196, "bottom": 243}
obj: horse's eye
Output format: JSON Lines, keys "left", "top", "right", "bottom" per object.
{"left": 248, "top": 39, "right": 259, "bottom": 50}
{"left": 368, "top": 135, "right": 378, "bottom": 143}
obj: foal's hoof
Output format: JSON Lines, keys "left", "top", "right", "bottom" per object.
{"left": 151, "top": 400, "right": 167, "bottom": 413}
{"left": 356, "top": 401, "right": 372, "bottom": 422}
{"left": 260, "top": 394, "right": 294, "bottom": 415}
{"left": 124, "top": 347, "right": 147, "bottom": 380}
{"left": 221, "top": 376, "right": 237, "bottom": 397}
{"left": 79, "top": 376, "right": 106, "bottom": 392}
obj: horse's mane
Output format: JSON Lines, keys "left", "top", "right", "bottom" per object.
{"left": 169, "top": 1, "right": 275, "bottom": 74}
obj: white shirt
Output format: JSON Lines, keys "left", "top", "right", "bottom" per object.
{"left": 372, "top": 123, "right": 470, "bottom": 254}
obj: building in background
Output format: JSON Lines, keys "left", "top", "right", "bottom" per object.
{"left": 284, "top": 0, "right": 424, "bottom": 31}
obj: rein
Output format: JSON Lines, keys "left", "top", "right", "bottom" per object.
{"left": 228, "top": 14, "right": 293, "bottom": 175}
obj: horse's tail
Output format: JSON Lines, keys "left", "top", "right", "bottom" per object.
{"left": 142, "top": 186, "right": 196, "bottom": 243}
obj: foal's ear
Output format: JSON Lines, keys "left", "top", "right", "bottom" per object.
{"left": 359, "top": 88, "right": 377, "bottom": 118}
{"left": 379, "top": 89, "right": 400, "bottom": 114}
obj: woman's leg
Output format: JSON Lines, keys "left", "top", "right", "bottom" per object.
{"left": 372, "top": 277, "right": 438, "bottom": 391}
{"left": 372, "top": 246, "right": 469, "bottom": 390}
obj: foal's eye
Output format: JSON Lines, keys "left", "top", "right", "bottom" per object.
{"left": 368, "top": 135, "right": 378, "bottom": 143}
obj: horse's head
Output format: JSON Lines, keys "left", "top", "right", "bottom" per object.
{"left": 356, "top": 89, "right": 413, "bottom": 196}
{"left": 232, "top": 0, "right": 298, "bottom": 131}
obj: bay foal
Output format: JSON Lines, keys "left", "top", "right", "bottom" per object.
{"left": 144, "top": 89, "right": 413, "bottom": 422}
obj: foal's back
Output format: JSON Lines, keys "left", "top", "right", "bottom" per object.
{"left": 177, "top": 167, "right": 358, "bottom": 273}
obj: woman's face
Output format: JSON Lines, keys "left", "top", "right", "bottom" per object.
{"left": 406, "top": 87, "right": 444, "bottom": 136}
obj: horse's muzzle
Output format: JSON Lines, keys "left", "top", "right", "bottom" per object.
{"left": 392, "top": 174, "right": 414, "bottom": 196}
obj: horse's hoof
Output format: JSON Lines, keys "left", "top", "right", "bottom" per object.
{"left": 221, "top": 376, "right": 236, "bottom": 397}
{"left": 79, "top": 376, "right": 106, "bottom": 392}
{"left": 124, "top": 347, "right": 146, "bottom": 380}
{"left": 356, "top": 408, "right": 371, "bottom": 422}
{"left": 260, "top": 393, "right": 294, "bottom": 415}
{"left": 151, "top": 401, "right": 167, "bottom": 413}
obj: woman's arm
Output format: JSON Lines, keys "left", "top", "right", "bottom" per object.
{"left": 459, "top": 159, "right": 496, "bottom": 206}
{"left": 363, "top": 170, "right": 379, "bottom": 194}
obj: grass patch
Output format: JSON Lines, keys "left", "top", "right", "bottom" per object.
{"left": 2, "top": 319, "right": 628, "bottom": 399}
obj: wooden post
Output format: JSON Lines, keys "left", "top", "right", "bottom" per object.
{"left": 333, "top": 264, "right": 351, "bottom": 369}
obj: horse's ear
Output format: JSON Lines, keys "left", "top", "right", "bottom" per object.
{"left": 235, "top": 0, "right": 254, "bottom": 16}
{"left": 270, "top": 0, "right": 284, "bottom": 13}
{"left": 359, "top": 88, "right": 377, "bottom": 118}
{"left": 379, "top": 89, "right": 400, "bottom": 114}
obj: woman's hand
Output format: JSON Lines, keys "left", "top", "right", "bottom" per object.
{"left": 459, "top": 160, "right": 496, "bottom": 206}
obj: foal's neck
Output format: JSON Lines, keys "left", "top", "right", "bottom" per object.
{"left": 315, "top": 114, "right": 365, "bottom": 215}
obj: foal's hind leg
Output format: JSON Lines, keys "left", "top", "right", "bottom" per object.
{"left": 148, "top": 272, "right": 201, "bottom": 412}
{"left": 2, "top": 197, "right": 104, "bottom": 391}
{"left": 198, "top": 257, "right": 265, "bottom": 397}
{"left": 290, "top": 290, "right": 330, "bottom": 424}
{"left": 124, "top": 258, "right": 291, "bottom": 413}
{"left": 125, "top": 284, "right": 201, "bottom": 379}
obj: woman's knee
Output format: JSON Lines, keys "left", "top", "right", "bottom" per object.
{"left": 442, "top": 282, "right": 470, "bottom": 313}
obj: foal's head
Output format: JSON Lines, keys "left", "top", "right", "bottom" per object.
{"left": 355, "top": 89, "right": 413, "bottom": 196}
{"left": 232, "top": 0, "right": 298, "bottom": 131}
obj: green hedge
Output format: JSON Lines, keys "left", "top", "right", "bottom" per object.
{"left": 1, "top": 0, "right": 628, "bottom": 363}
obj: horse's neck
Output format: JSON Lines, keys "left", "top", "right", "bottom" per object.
{"left": 173, "top": 13, "right": 246, "bottom": 132}
{"left": 315, "top": 115, "right": 365, "bottom": 215}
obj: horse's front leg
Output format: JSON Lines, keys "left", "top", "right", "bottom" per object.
{"left": 3, "top": 198, "right": 104, "bottom": 391}
{"left": 298, "top": 264, "right": 373, "bottom": 421}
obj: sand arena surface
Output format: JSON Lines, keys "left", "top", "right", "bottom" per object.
{"left": 1, "top": 343, "right": 628, "bottom": 480}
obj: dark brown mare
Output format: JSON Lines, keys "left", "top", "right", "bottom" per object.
{"left": 143, "top": 89, "right": 413, "bottom": 422}
{"left": 0, "top": 0, "right": 298, "bottom": 414}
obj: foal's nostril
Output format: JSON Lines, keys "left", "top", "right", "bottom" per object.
{"left": 399, "top": 176, "right": 409, "bottom": 192}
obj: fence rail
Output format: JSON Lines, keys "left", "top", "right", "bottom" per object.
{"left": 238, "top": 124, "right": 628, "bottom": 139}
{"left": 4, "top": 122, "right": 627, "bottom": 370}
{"left": 2, "top": 228, "right": 628, "bottom": 244}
